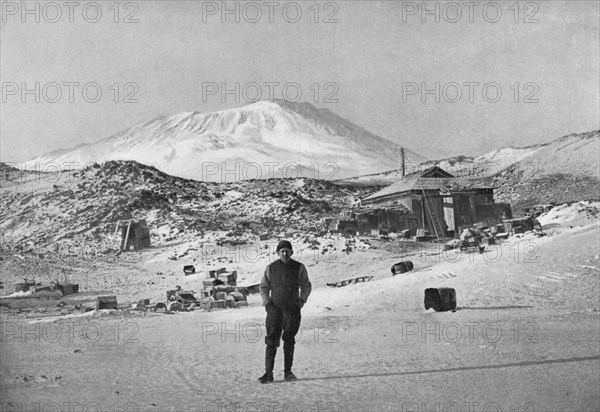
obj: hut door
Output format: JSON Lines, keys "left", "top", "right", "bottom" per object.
{"left": 443, "top": 196, "right": 455, "bottom": 231}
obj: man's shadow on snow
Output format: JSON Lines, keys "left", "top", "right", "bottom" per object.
{"left": 454, "top": 305, "right": 534, "bottom": 311}
{"left": 273, "top": 355, "right": 600, "bottom": 384}
{"left": 418, "top": 305, "right": 534, "bottom": 313}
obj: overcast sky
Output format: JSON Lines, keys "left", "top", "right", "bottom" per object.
{"left": 1, "top": 0, "right": 598, "bottom": 163}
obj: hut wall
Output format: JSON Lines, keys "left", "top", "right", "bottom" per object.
{"left": 396, "top": 195, "right": 413, "bottom": 211}
{"left": 452, "top": 194, "right": 476, "bottom": 228}
{"left": 356, "top": 210, "right": 419, "bottom": 235}
{"left": 363, "top": 186, "right": 501, "bottom": 237}
{"left": 421, "top": 194, "right": 448, "bottom": 235}
{"left": 412, "top": 198, "right": 424, "bottom": 230}
{"left": 475, "top": 202, "right": 513, "bottom": 224}
{"left": 363, "top": 193, "right": 413, "bottom": 210}
{"left": 474, "top": 189, "right": 494, "bottom": 204}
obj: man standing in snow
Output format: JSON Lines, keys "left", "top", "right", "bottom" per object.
{"left": 258, "top": 240, "right": 312, "bottom": 383}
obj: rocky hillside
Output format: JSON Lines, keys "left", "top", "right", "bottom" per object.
{"left": 485, "top": 170, "right": 600, "bottom": 214}
{"left": 477, "top": 131, "right": 599, "bottom": 212}
{"left": 0, "top": 161, "right": 379, "bottom": 255}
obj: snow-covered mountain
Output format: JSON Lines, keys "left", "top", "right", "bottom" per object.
{"left": 338, "top": 130, "right": 599, "bottom": 185}
{"left": 24, "top": 100, "right": 425, "bottom": 182}
{"left": 429, "top": 131, "right": 599, "bottom": 179}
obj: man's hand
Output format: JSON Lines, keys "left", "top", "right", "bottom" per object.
{"left": 299, "top": 299, "right": 305, "bottom": 309}
{"left": 264, "top": 299, "right": 273, "bottom": 311}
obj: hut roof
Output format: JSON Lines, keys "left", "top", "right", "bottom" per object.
{"left": 353, "top": 204, "right": 412, "bottom": 215}
{"left": 363, "top": 166, "right": 491, "bottom": 201}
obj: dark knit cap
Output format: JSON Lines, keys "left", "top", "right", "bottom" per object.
{"left": 276, "top": 240, "right": 293, "bottom": 252}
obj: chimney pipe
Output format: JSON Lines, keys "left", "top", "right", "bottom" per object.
{"left": 401, "top": 147, "right": 405, "bottom": 178}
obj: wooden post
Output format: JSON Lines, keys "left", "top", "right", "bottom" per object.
{"left": 421, "top": 197, "right": 426, "bottom": 230}
{"left": 452, "top": 195, "right": 459, "bottom": 238}
{"left": 114, "top": 221, "right": 121, "bottom": 250}
{"left": 123, "top": 220, "right": 132, "bottom": 251}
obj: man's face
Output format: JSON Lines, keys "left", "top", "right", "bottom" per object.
{"left": 278, "top": 248, "right": 292, "bottom": 263}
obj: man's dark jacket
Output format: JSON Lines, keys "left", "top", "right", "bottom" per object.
{"left": 260, "top": 258, "right": 311, "bottom": 310}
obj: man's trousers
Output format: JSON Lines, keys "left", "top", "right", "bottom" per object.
{"left": 264, "top": 304, "right": 301, "bottom": 372}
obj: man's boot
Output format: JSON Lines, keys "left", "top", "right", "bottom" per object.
{"left": 258, "top": 346, "right": 276, "bottom": 383}
{"left": 283, "top": 345, "right": 297, "bottom": 381}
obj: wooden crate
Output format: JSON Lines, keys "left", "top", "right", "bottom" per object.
{"left": 217, "top": 271, "right": 237, "bottom": 286}
{"left": 209, "top": 268, "right": 227, "bottom": 278}
{"left": 97, "top": 296, "right": 118, "bottom": 310}
{"left": 57, "top": 283, "right": 79, "bottom": 296}
{"left": 202, "top": 279, "right": 217, "bottom": 289}
{"left": 210, "top": 300, "right": 225, "bottom": 309}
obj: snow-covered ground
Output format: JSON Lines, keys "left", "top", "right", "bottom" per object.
{"left": 1, "top": 202, "right": 598, "bottom": 411}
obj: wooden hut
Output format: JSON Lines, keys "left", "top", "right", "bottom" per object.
{"left": 360, "top": 166, "right": 511, "bottom": 238}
